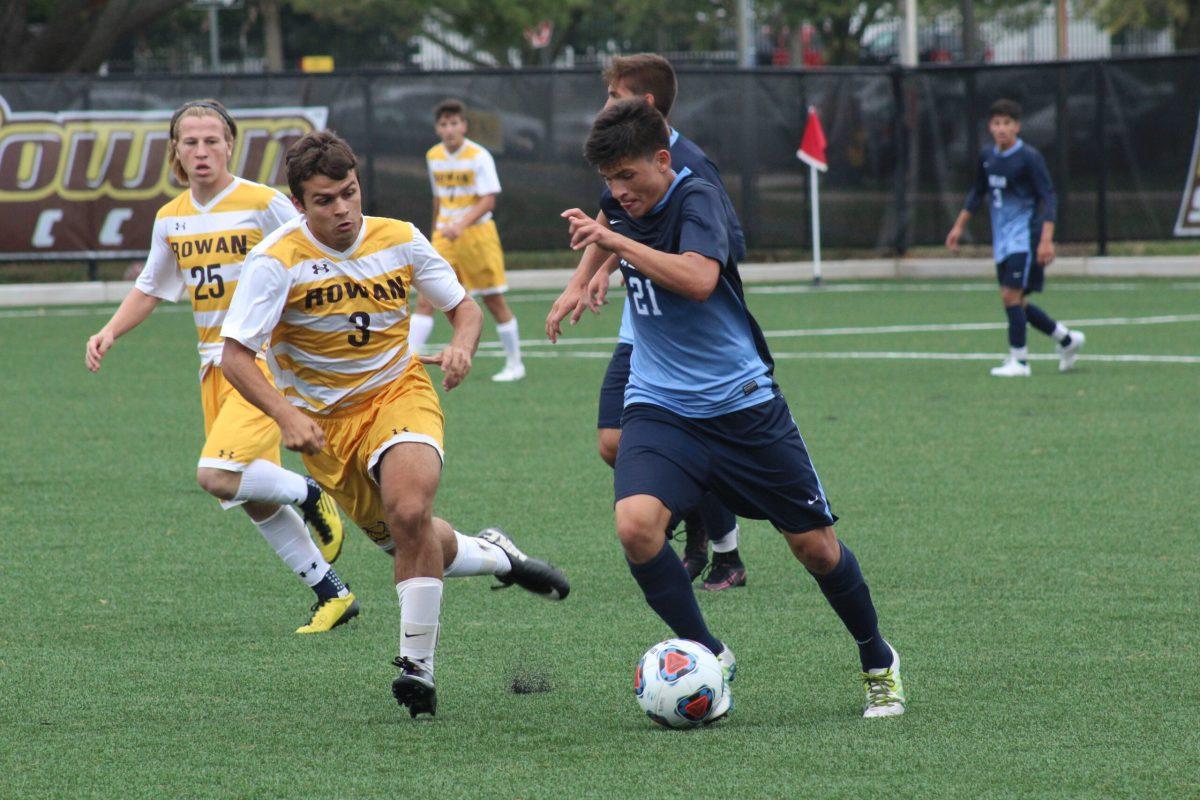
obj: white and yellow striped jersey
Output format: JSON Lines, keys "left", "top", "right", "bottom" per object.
{"left": 222, "top": 216, "right": 466, "bottom": 414}
{"left": 134, "top": 177, "right": 298, "bottom": 376}
{"left": 426, "top": 138, "right": 501, "bottom": 232}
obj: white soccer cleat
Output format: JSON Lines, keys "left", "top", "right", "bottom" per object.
{"left": 1057, "top": 330, "right": 1085, "bottom": 372}
{"left": 990, "top": 358, "right": 1031, "bottom": 377}
{"left": 715, "top": 645, "right": 737, "bottom": 684}
{"left": 704, "top": 686, "right": 733, "bottom": 725}
{"left": 491, "top": 363, "right": 526, "bottom": 382}
{"left": 862, "top": 642, "right": 906, "bottom": 718}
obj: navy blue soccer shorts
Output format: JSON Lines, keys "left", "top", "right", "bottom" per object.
{"left": 996, "top": 252, "right": 1044, "bottom": 294}
{"left": 614, "top": 395, "right": 837, "bottom": 534}
{"left": 597, "top": 342, "right": 634, "bottom": 429}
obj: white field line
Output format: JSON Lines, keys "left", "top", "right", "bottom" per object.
{"left": 506, "top": 280, "right": 1200, "bottom": 303}
{"left": 477, "top": 313, "right": 1200, "bottom": 349}
{"left": 472, "top": 349, "right": 1200, "bottom": 365}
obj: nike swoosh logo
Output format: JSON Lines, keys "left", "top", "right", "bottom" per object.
{"left": 403, "top": 632, "right": 423, "bottom": 638}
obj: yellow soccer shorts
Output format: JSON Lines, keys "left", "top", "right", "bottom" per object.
{"left": 299, "top": 359, "right": 445, "bottom": 551}
{"left": 432, "top": 219, "right": 507, "bottom": 296}
{"left": 197, "top": 360, "right": 281, "bottom": 473}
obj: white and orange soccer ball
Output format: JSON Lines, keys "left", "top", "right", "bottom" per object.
{"left": 634, "top": 639, "right": 727, "bottom": 729}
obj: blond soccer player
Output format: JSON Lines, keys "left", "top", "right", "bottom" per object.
{"left": 85, "top": 99, "right": 355, "bottom": 634}
{"left": 220, "top": 131, "right": 568, "bottom": 718}
{"left": 408, "top": 98, "right": 525, "bottom": 382}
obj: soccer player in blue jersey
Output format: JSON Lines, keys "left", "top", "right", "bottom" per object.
{"left": 561, "top": 99, "right": 906, "bottom": 719}
{"left": 946, "top": 99, "right": 1085, "bottom": 377}
{"left": 548, "top": 53, "right": 748, "bottom": 591}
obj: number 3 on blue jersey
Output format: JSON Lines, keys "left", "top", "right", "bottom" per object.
{"left": 627, "top": 275, "right": 662, "bottom": 316}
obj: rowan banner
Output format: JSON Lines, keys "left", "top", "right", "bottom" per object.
{"left": 0, "top": 96, "right": 327, "bottom": 259}
{"left": 1174, "top": 108, "right": 1200, "bottom": 236}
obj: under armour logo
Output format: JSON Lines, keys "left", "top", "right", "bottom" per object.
{"left": 312, "top": 262, "right": 331, "bottom": 275}
{"left": 173, "top": 221, "right": 186, "bottom": 232}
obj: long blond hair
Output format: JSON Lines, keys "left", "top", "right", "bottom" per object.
{"left": 167, "top": 99, "right": 237, "bottom": 184}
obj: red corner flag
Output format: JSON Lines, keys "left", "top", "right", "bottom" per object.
{"left": 796, "top": 106, "right": 828, "bottom": 172}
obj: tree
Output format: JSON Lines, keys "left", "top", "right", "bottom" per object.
{"left": 0, "top": 0, "right": 189, "bottom": 73}
{"left": 1082, "top": 0, "right": 1200, "bottom": 50}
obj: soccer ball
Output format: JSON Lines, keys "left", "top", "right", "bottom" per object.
{"left": 634, "top": 639, "right": 726, "bottom": 729}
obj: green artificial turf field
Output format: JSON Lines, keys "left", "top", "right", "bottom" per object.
{"left": 1, "top": 278, "right": 1196, "bottom": 798}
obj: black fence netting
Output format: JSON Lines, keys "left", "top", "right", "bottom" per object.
{"left": 0, "top": 54, "right": 1196, "bottom": 261}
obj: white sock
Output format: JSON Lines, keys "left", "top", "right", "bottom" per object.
{"left": 255, "top": 506, "right": 330, "bottom": 588}
{"left": 1010, "top": 346, "right": 1029, "bottom": 362}
{"left": 409, "top": 313, "right": 435, "bottom": 353}
{"left": 233, "top": 459, "right": 308, "bottom": 506}
{"left": 443, "top": 531, "right": 512, "bottom": 578}
{"left": 496, "top": 318, "right": 522, "bottom": 367}
{"left": 1052, "top": 323, "right": 1070, "bottom": 342}
{"left": 397, "top": 577, "right": 443, "bottom": 665}
{"left": 710, "top": 525, "right": 739, "bottom": 554}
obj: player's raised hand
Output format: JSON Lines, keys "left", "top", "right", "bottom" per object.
{"left": 85, "top": 329, "right": 115, "bottom": 372}
{"left": 420, "top": 346, "right": 472, "bottom": 391}
{"left": 562, "top": 208, "right": 612, "bottom": 252}
{"left": 278, "top": 408, "right": 326, "bottom": 455}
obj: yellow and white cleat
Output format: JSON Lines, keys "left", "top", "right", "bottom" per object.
{"left": 862, "top": 642, "right": 907, "bottom": 718}
{"left": 295, "top": 593, "right": 359, "bottom": 634}
{"left": 299, "top": 477, "right": 344, "bottom": 564}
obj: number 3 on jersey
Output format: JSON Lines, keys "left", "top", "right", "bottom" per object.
{"left": 347, "top": 311, "right": 371, "bottom": 347}
{"left": 627, "top": 275, "right": 662, "bottom": 316}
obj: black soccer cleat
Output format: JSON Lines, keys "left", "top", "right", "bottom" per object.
{"left": 391, "top": 656, "right": 437, "bottom": 718}
{"left": 479, "top": 527, "right": 570, "bottom": 601}
{"left": 682, "top": 514, "right": 709, "bottom": 582}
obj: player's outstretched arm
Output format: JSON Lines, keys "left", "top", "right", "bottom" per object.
{"left": 419, "top": 296, "right": 482, "bottom": 391}
{"left": 221, "top": 338, "right": 326, "bottom": 454}
{"left": 546, "top": 210, "right": 614, "bottom": 342}
{"left": 85, "top": 288, "right": 161, "bottom": 372}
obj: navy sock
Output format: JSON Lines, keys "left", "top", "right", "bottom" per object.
{"left": 1025, "top": 303, "right": 1058, "bottom": 337}
{"left": 629, "top": 541, "right": 722, "bottom": 656}
{"left": 810, "top": 542, "right": 890, "bottom": 671}
{"left": 313, "top": 569, "right": 346, "bottom": 602}
{"left": 698, "top": 492, "right": 736, "bottom": 545}
{"left": 1005, "top": 305, "right": 1027, "bottom": 353}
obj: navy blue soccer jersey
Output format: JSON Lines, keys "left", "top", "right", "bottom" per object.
{"left": 615, "top": 127, "right": 745, "bottom": 346}
{"left": 600, "top": 169, "right": 775, "bottom": 418}
{"left": 963, "top": 138, "right": 1057, "bottom": 263}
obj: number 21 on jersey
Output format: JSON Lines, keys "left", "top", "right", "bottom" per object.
{"left": 627, "top": 275, "right": 662, "bottom": 316}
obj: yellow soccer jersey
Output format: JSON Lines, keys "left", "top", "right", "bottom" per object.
{"left": 426, "top": 138, "right": 501, "bottom": 232}
{"left": 221, "top": 216, "right": 467, "bottom": 414}
{"left": 134, "top": 177, "right": 298, "bottom": 375}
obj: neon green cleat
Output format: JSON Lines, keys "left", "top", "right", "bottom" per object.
{"left": 299, "top": 477, "right": 344, "bottom": 564}
{"left": 295, "top": 593, "right": 359, "bottom": 634}
{"left": 862, "top": 642, "right": 906, "bottom": 718}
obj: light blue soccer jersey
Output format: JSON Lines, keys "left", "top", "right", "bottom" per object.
{"left": 963, "top": 139, "right": 1057, "bottom": 263}
{"left": 601, "top": 170, "right": 775, "bottom": 418}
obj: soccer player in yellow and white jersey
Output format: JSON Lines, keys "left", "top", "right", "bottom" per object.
{"left": 85, "top": 99, "right": 356, "bottom": 635}
{"left": 220, "top": 131, "right": 569, "bottom": 717}
{"left": 408, "top": 99, "right": 525, "bottom": 382}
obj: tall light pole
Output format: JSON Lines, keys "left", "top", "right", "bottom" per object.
{"left": 902, "top": 0, "right": 919, "bottom": 67}
{"left": 737, "top": 0, "right": 756, "bottom": 68}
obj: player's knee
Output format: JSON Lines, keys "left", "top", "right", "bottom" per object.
{"left": 196, "top": 467, "right": 238, "bottom": 500}
{"left": 615, "top": 512, "right": 660, "bottom": 558}
{"left": 383, "top": 497, "right": 432, "bottom": 541}
{"left": 786, "top": 528, "right": 840, "bottom": 573}
{"left": 597, "top": 430, "right": 620, "bottom": 467}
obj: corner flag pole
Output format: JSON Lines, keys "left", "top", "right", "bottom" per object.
{"left": 810, "top": 161, "right": 822, "bottom": 285}
{"left": 797, "top": 106, "right": 829, "bottom": 287}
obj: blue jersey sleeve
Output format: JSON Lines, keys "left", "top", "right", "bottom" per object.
{"left": 679, "top": 185, "right": 729, "bottom": 266}
{"left": 964, "top": 152, "right": 988, "bottom": 213}
{"left": 1027, "top": 149, "right": 1057, "bottom": 223}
